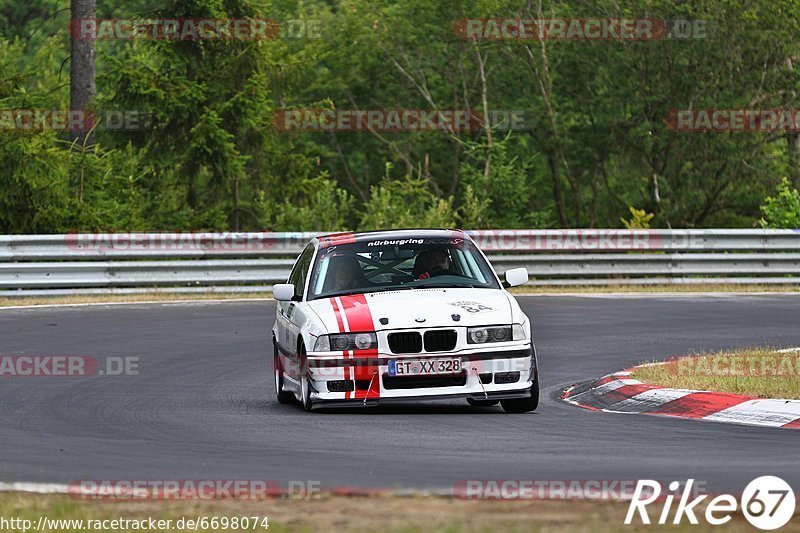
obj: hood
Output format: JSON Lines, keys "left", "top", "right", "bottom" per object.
{"left": 307, "top": 288, "right": 513, "bottom": 333}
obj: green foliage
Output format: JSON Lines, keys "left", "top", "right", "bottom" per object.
{"left": 0, "top": 36, "right": 70, "bottom": 232}
{"left": 358, "top": 167, "right": 457, "bottom": 230}
{"left": 2, "top": 0, "right": 800, "bottom": 232}
{"left": 459, "top": 139, "right": 552, "bottom": 229}
{"left": 264, "top": 173, "right": 355, "bottom": 231}
{"left": 621, "top": 207, "right": 655, "bottom": 230}
{"left": 759, "top": 178, "right": 800, "bottom": 229}
{"left": 457, "top": 184, "right": 491, "bottom": 230}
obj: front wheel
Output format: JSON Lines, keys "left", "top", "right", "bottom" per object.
{"left": 300, "top": 372, "right": 314, "bottom": 412}
{"left": 500, "top": 371, "right": 540, "bottom": 413}
{"left": 299, "top": 344, "right": 314, "bottom": 412}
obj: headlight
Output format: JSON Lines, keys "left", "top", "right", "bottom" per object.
{"left": 467, "top": 325, "right": 526, "bottom": 344}
{"left": 314, "top": 332, "right": 378, "bottom": 351}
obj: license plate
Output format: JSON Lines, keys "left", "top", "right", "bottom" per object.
{"left": 388, "top": 358, "right": 462, "bottom": 377}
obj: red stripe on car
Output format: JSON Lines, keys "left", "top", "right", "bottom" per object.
{"left": 339, "top": 294, "right": 380, "bottom": 400}
{"left": 331, "top": 297, "right": 346, "bottom": 333}
{"left": 330, "top": 297, "right": 352, "bottom": 399}
{"left": 319, "top": 233, "right": 357, "bottom": 249}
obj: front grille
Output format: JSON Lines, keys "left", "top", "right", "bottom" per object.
{"left": 388, "top": 332, "right": 422, "bottom": 354}
{"left": 383, "top": 371, "right": 467, "bottom": 390}
{"left": 479, "top": 373, "right": 493, "bottom": 384}
{"left": 423, "top": 330, "right": 457, "bottom": 352}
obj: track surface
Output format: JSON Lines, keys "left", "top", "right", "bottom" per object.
{"left": 1, "top": 295, "right": 799, "bottom": 494}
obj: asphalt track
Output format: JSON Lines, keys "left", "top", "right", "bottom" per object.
{"left": 1, "top": 295, "right": 799, "bottom": 495}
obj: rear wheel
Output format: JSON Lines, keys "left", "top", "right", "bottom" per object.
{"left": 273, "top": 342, "right": 293, "bottom": 404}
{"left": 501, "top": 370, "right": 540, "bottom": 413}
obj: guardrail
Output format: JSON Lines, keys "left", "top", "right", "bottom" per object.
{"left": 0, "top": 229, "right": 798, "bottom": 295}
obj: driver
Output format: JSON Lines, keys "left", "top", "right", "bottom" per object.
{"left": 416, "top": 248, "right": 452, "bottom": 279}
{"left": 327, "top": 254, "right": 364, "bottom": 291}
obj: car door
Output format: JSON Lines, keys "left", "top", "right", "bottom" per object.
{"left": 276, "top": 243, "right": 314, "bottom": 382}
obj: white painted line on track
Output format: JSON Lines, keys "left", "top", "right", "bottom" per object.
{"left": 0, "top": 291, "right": 797, "bottom": 312}
{"left": 518, "top": 292, "right": 800, "bottom": 299}
{"left": 0, "top": 482, "right": 68, "bottom": 494}
{"left": 0, "top": 298, "right": 273, "bottom": 311}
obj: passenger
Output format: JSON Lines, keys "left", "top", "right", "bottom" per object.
{"left": 414, "top": 248, "right": 452, "bottom": 279}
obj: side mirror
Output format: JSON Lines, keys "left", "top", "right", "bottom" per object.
{"left": 504, "top": 268, "right": 528, "bottom": 288}
{"left": 273, "top": 283, "right": 296, "bottom": 301}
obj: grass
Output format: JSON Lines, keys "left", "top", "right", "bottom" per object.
{"left": 633, "top": 348, "right": 800, "bottom": 399}
{"left": 0, "top": 493, "right": 785, "bottom": 532}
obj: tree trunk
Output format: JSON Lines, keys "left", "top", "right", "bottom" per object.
{"left": 474, "top": 44, "right": 492, "bottom": 178}
{"left": 787, "top": 133, "right": 800, "bottom": 188}
{"left": 548, "top": 153, "right": 568, "bottom": 226}
{"left": 786, "top": 58, "right": 800, "bottom": 188}
{"left": 70, "top": 0, "right": 96, "bottom": 147}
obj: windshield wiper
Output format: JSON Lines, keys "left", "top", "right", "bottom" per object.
{"left": 370, "top": 286, "right": 416, "bottom": 292}
{"left": 414, "top": 281, "right": 486, "bottom": 289}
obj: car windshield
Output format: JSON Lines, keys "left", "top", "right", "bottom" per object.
{"left": 308, "top": 236, "right": 500, "bottom": 300}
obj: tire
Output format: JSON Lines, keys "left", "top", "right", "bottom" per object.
{"left": 298, "top": 343, "right": 314, "bottom": 412}
{"left": 273, "top": 342, "right": 293, "bottom": 404}
{"left": 501, "top": 370, "right": 540, "bottom": 413}
{"left": 466, "top": 398, "right": 499, "bottom": 407}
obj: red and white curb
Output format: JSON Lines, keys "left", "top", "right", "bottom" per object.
{"left": 561, "top": 361, "right": 800, "bottom": 430}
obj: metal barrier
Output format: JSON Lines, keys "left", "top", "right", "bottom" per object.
{"left": 0, "top": 230, "right": 799, "bottom": 295}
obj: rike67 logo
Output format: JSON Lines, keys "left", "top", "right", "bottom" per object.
{"left": 626, "top": 477, "right": 795, "bottom": 530}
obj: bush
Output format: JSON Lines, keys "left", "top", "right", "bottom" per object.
{"left": 261, "top": 174, "right": 354, "bottom": 231}
{"left": 620, "top": 207, "right": 655, "bottom": 229}
{"left": 358, "top": 167, "right": 457, "bottom": 230}
{"left": 759, "top": 178, "right": 800, "bottom": 228}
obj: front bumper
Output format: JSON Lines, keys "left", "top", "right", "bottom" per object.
{"left": 314, "top": 387, "right": 533, "bottom": 408}
{"left": 304, "top": 344, "right": 536, "bottom": 406}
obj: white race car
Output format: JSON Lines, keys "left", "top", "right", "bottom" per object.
{"left": 271, "top": 229, "right": 539, "bottom": 413}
